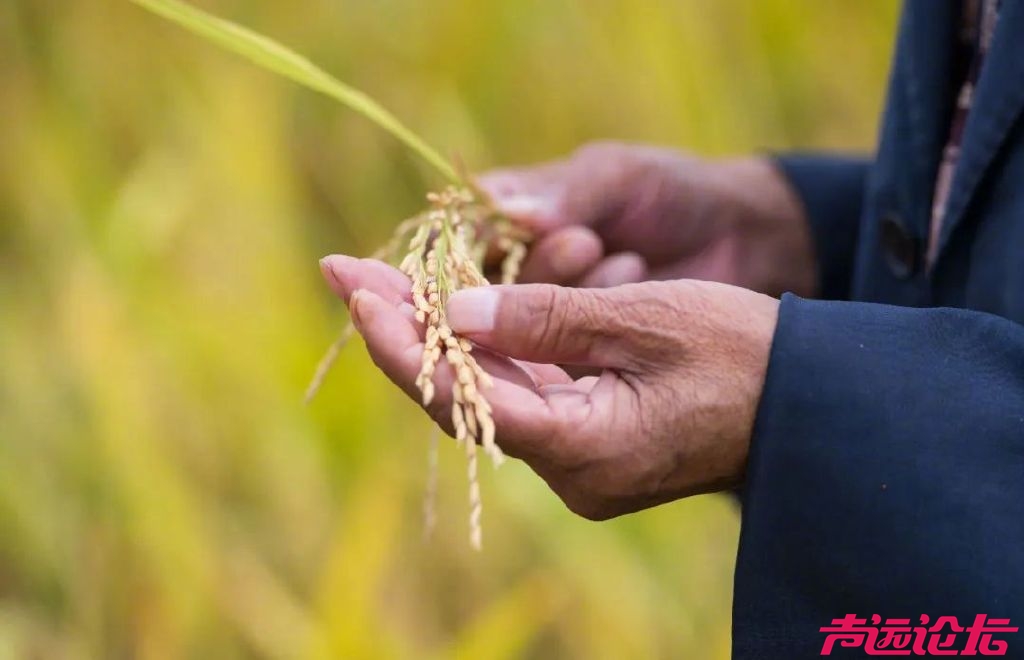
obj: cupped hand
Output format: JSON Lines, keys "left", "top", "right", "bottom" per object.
{"left": 321, "top": 255, "right": 778, "bottom": 520}
{"left": 477, "top": 142, "right": 816, "bottom": 297}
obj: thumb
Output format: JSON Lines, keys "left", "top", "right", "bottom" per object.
{"left": 475, "top": 167, "right": 565, "bottom": 232}
{"left": 445, "top": 283, "right": 649, "bottom": 368}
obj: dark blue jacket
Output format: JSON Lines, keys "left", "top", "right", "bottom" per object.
{"left": 734, "top": 1, "right": 1024, "bottom": 657}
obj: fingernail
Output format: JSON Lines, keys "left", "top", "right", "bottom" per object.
{"left": 491, "top": 195, "right": 553, "bottom": 220}
{"left": 320, "top": 255, "right": 362, "bottom": 301}
{"left": 320, "top": 254, "right": 358, "bottom": 283}
{"left": 446, "top": 288, "right": 499, "bottom": 334}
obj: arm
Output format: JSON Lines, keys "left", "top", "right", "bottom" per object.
{"left": 734, "top": 295, "right": 1024, "bottom": 656}
{"left": 774, "top": 154, "right": 871, "bottom": 300}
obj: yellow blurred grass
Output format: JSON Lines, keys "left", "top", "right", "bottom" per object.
{"left": 0, "top": 1, "right": 896, "bottom": 657}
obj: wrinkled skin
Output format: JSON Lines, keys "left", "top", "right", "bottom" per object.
{"left": 475, "top": 142, "right": 815, "bottom": 298}
{"left": 321, "top": 142, "right": 812, "bottom": 520}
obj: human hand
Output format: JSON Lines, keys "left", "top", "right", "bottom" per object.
{"left": 321, "top": 255, "right": 778, "bottom": 520}
{"left": 477, "top": 142, "right": 816, "bottom": 297}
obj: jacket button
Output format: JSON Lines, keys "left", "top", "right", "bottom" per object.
{"left": 879, "top": 212, "right": 918, "bottom": 278}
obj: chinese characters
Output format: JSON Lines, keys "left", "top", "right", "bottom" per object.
{"left": 820, "top": 614, "right": 1018, "bottom": 656}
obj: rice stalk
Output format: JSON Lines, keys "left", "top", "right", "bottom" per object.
{"left": 399, "top": 187, "right": 522, "bottom": 548}
{"left": 133, "top": 0, "right": 530, "bottom": 549}
{"left": 130, "top": 0, "right": 459, "bottom": 183}
{"left": 423, "top": 426, "right": 441, "bottom": 541}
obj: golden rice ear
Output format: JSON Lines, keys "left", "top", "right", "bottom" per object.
{"left": 403, "top": 187, "right": 509, "bottom": 548}
{"left": 452, "top": 401, "right": 468, "bottom": 444}
{"left": 422, "top": 427, "right": 441, "bottom": 541}
{"left": 465, "top": 433, "right": 482, "bottom": 551}
{"left": 132, "top": 0, "right": 533, "bottom": 551}
{"left": 495, "top": 235, "right": 528, "bottom": 285}
{"left": 307, "top": 184, "right": 528, "bottom": 549}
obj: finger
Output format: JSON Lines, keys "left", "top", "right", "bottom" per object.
{"left": 578, "top": 252, "right": 648, "bottom": 288}
{"left": 342, "top": 286, "right": 545, "bottom": 393}
{"left": 475, "top": 164, "right": 567, "bottom": 232}
{"left": 345, "top": 287, "right": 431, "bottom": 395}
{"left": 517, "top": 226, "right": 604, "bottom": 285}
{"left": 469, "top": 346, "right": 565, "bottom": 391}
{"left": 537, "top": 370, "right": 617, "bottom": 432}
{"left": 348, "top": 289, "right": 565, "bottom": 458}
{"left": 476, "top": 144, "right": 635, "bottom": 233}
{"left": 445, "top": 282, "right": 667, "bottom": 368}
{"left": 512, "top": 359, "right": 575, "bottom": 387}
{"left": 319, "top": 258, "right": 564, "bottom": 387}
{"left": 320, "top": 255, "right": 412, "bottom": 304}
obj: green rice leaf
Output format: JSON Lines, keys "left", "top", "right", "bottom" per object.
{"left": 131, "top": 0, "right": 460, "bottom": 183}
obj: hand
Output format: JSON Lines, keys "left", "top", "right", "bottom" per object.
{"left": 477, "top": 142, "right": 816, "bottom": 297}
{"left": 321, "top": 255, "right": 778, "bottom": 520}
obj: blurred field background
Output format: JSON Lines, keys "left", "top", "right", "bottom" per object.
{"left": 0, "top": 1, "right": 897, "bottom": 658}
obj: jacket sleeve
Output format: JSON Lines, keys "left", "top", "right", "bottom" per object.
{"left": 773, "top": 154, "right": 870, "bottom": 301}
{"left": 732, "top": 294, "right": 1024, "bottom": 659}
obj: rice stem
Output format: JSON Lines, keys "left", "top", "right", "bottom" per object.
{"left": 131, "top": 0, "right": 460, "bottom": 183}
